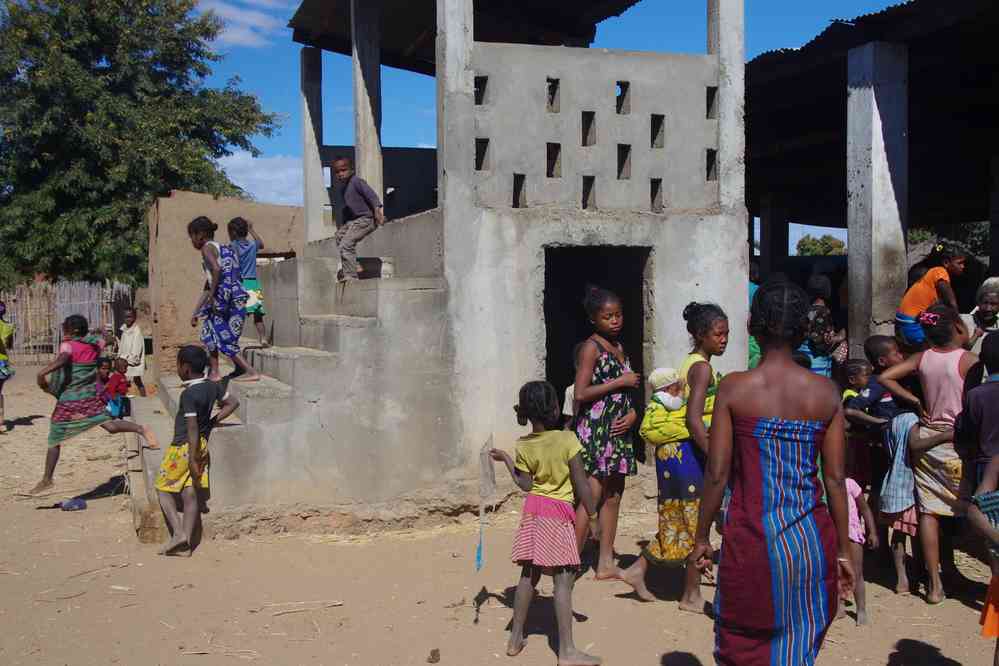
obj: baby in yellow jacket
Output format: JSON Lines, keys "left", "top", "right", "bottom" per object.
{"left": 640, "top": 367, "right": 687, "bottom": 448}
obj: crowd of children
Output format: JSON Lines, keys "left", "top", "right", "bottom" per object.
{"left": 493, "top": 241, "right": 999, "bottom": 665}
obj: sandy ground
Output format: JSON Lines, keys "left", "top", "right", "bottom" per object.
{"left": 0, "top": 367, "right": 994, "bottom": 666}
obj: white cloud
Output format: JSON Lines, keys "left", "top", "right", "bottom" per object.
{"left": 199, "top": 0, "right": 291, "bottom": 48}
{"left": 219, "top": 151, "right": 303, "bottom": 206}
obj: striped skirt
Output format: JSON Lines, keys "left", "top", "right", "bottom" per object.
{"left": 511, "top": 494, "right": 580, "bottom": 568}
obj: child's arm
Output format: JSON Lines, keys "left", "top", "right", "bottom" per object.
{"left": 210, "top": 393, "right": 240, "bottom": 430}
{"left": 36, "top": 346, "right": 71, "bottom": 391}
{"left": 186, "top": 414, "right": 203, "bottom": 479}
{"left": 690, "top": 378, "right": 735, "bottom": 573}
{"left": 968, "top": 456, "right": 999, "bottom": 544}
{"left": 568, "top": 453, "right": 597, "bottom": 516}
{"left": 191, "top": 245, "right": 221, "bottom": 325}
{"left": 246, "top": 220, "right": 264, "bottom": 250}
{"left": 936, "top": 278, "right": 959, "bottom": 312}
{"left": 855, "top": 491, "right": 880, "bottom": 550}
{"left": 489, "top": 449, "right": 532, "bottom": 492}
{"left": 908, "top": 425, "right": 953, "bottom": 455}
{"left": 844, "top": 408, "right": 888, "bottom": 429}
{"left": 878, "top": 354, "right": 925, "bottom": 418}
{"left": 573, "top": 341, "right": 639, "bottom": 403}
{"left": 686, "top": 361, "right": 711, "bottom": 455}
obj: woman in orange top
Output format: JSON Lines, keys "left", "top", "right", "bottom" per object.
{"left": 896, "top": 242, "right": 967, "bottom": 349}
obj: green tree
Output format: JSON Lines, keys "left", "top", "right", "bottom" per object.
{"left": 796, "top": 234, "right": 847, "bottom": 257}
{"left": 0, "top": 0, "right": 278, "bottom": 287}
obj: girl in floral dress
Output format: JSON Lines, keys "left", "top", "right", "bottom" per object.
{"left": 573, "top": 285, "right": 640, "bottom": 580}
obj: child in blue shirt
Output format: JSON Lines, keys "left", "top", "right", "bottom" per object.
{"left": 227, "top": 217, "right": 269, "bottom": 347}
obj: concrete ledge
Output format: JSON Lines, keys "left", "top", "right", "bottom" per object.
{"left": 228, "top": 375, "right": 295, "bottom": 425}
{"left": 125, "top": 396, "right": 172, "bottom": 544}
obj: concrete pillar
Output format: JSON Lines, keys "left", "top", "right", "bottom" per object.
{"left": 436, "top": 0, "right": 474, "bottom": 210}
{"left": 847, "top": 42, "right": 909, "bottom": 356}
{"left": 351, "top": 0, "right": 383, "bottom": 198}
{"left": 990, "top": 157, "right": 999, "bottom": 277}
{"left": 301, "top": 47, "right": 332, "bottom": 243}
{"left": 759, "top": 196, "right": 787, "bottom": 278}
{"left": 708, "top": 0, "right": 746, "bottom": 212}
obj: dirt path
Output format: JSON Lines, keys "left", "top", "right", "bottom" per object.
{"left": 0, "top": 368, "right": 992, "bottom": 665}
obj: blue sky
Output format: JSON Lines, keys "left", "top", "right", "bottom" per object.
{"left": 205, "top": 0, "right": 897, "bottom": 249}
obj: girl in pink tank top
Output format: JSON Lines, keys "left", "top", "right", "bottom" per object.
{"left": 881, "top": 304, "right": 978, "bottom": 604}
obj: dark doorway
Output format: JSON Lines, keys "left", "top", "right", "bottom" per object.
{"left": 544, "top": 246, "right": 650, "bottom": 454}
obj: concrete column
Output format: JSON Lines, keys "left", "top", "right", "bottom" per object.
{"left": 847, "top": 42, "right": 909, "bottom": 356}
{"left": 436, "top": 0, "right": 474, "bottom": 209}
{"left": 708, "top": 0, "right": 746, "bottom": 212}
{"left": 990, "top": 157, "right": 999, "bottom": 277}
{"left": 759, "top": 196, "right": 787, "bottom": 278}
{"left": 301, "top": 47, "right": 332, "bottom": 243}
{"left": 351, "top": 0, "right": 383, "bottom": 198}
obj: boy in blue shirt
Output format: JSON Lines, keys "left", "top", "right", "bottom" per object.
{"left": 227, "top": 217, "right": 269, "bottom": 347}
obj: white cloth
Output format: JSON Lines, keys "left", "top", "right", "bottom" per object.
{"left": 563, "top": 385, "right": 576, "bottom": 418}
{"left": 961, "top": 311, "right": 999, "bottom": 355}
{"left": 118, "top": 323, "right": 145, "bottom": 379}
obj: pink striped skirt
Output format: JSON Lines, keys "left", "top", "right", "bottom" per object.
{"left": 511, "top": 494, "right": 580, "bottom": 568}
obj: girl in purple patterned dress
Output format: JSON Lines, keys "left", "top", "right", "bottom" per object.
{"left": 573, "top": 285, "right": 640, "bottom": 580}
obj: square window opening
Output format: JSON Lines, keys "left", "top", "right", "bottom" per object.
{"left": 581, "top": 111, "right": 596, "bottom": 147}
{"left": 546, "top": 143, "right": 562, "bottom": 178}
{"left": 617, "top": 144, "right": 632, "bottom": 180}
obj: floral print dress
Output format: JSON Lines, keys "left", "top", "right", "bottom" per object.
{"left": 575, "top": 339, "right": 636, "bottom": 477}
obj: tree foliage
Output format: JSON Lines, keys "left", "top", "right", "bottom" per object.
{"left": 0, "top": 0, "right": 278, "bottom": 288}
{"left": 796, "top": 234, "right": 847, "bottom": 257}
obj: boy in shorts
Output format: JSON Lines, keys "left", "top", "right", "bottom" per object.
{"left": 156, "top": 346, "right": 239, "bottom": 556}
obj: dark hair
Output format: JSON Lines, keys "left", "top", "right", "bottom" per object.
{"left": 515, "top": 380, "right": 561, "bottom": 429}
{"left": 981, "top": 332, "right": 999, "bottom": 376}
{"left": 97, "top": 357, "right": 112, "bottom": 368}
{"left": 749, "top": 280, "right": 810, "bottom": 346}
{"left": 806, "top": 274, "right": 832, "bottom": 303}
{"left": 844, "top": 358, "right": 873, "bottom": 380}
{"left": 863, "top": 335, "right": 897, "bottom": 368}
{"left": 228, "top": 216, "right": 249, "bottom": 238}
{"left": 332, "top": 156, "right": 352, "bottom": 167}
{"left": 923, "top": 240, "right": 967, "bottom": 268}
{"left": 63, "top": 314, "right": 88, "bottom": 337}
{"left": 187, "top": 216, "right": 218, "bottom": 238}
{"left": 908, "top": 262, "right": 929, "bottom": 288}
{"left": 583, "top": 284, "right": 621, "bottom": 319}
{"left": 918, "top": 303, "right": 963, "bottom": 348}
{"left": 791, "top": 351, "right": 812, "bottom": 370}
{"left": 749, "top": 261, "right": 760, "bottom": 284}
{"left": 683, "top": 302, "right": 728, "bottom": 341}
{"left": 177, "top": 345, "right": 209, "bottom": 376}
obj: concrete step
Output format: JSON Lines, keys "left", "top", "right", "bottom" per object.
{"left": 244, "top": 345, "right": 341, "bottom": 389}
{"left": 227, "top": 374, "right": 295, "bottom": 425}
{"left": 300, "top": 314, "right": 377, "bottom": 353}
{"left": 330, "top": 277, "right": 446, "bottom": 318}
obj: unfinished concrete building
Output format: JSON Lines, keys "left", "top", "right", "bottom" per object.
{"left": 747, "top": 0, "right": 999, "bottom": 355}
{"left": 170, "top": 0, "right": 749, "bottom": 522}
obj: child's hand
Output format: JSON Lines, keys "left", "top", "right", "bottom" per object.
{"left": 688, "top": 541, "right": 714, "bottom": 574}
{"left": 617, "top": 372, "right": 640, "bottom": 389}
{"left": 866, "top": 529, "right": 880, "bottom": 550}
{"left": 489, "top": 449, "right": 510, "bottom": 464}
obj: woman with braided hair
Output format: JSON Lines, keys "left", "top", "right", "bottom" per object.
{"left": 688, "top": 280, "right": 854, "bottom": 666}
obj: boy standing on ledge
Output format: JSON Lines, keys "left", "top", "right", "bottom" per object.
{"left": 332, "top": 157, "right": 385, "bottom": 283}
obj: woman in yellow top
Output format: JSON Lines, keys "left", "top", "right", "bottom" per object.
{"left": 618, "top": 303, "right": 728, "bottom": 611}
{"left": 896, "top": 241, "right": 966, "bottom": 350}
{"left": 0, "top": 301, "right": 14, "bottom": 434}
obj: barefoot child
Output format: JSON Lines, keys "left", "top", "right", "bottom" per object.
{"left": 0, "top": 300, "right": 14, "bottom": 434}
{"left": 117, "top": 308, "right": 146, "bottom": 396}
{"left": 188, "top": 216, "right": 259, "bottom": 383}
{"left": 227, "top": 217, "right": 270, "bottom": 347}
{"left": 491, "top": 381, "right": 601, "bottom": 666}
{"left": 156, "top": 345, "right": 239, "bottom": 556}
{"left": 844, "top": 473, "right": 879, "bottom": 625}
{"left": 34, "top": 315, "right": 159, "bottom": 494}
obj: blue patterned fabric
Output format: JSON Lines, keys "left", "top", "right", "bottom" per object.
{"left": 880, "top": 412, "right": 918, "bottom": 514}
{"left": 895, "top": 312, "right": 925, "bottom": 346}
{"left": 199, "top": 243, "right": 248, "bottom": 358}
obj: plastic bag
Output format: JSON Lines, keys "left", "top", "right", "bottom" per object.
{"left": 476, "top": 435, "right": 496, "bottom": 571}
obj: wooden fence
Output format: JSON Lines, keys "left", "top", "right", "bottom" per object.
{"left": 0, "top": 281, "right": 132, "bottom": 364}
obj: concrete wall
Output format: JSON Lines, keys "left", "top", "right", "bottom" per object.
{"left": 442, "top": 207, "right": 748, "bottom": 463}
{"left": 256, "top": 258, "right": 301, "bottom": 347}
{"left": 147, "top": 190, "right": 303, "bottom": 378}
{"left": 471, "top": 44, "right": 720, "bottom": 212}
{"left": 320, "top": 146, "right": 438, "bottom": 222}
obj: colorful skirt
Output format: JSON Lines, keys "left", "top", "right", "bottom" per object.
{"left": 48, "top": 362, "right": 111, "bottom": 447}
{"left": 200, "top": 305, "right": 246, "bottom": 358}
{"left": 511, "top": 494, "right": 580, "bottom": 568}
{"left": 984, "top": 577, "right": 999, "bottom": 639}
{"left": 643, "top": 439, "right": 704, "bottom": 565}
{"left": 0, "top": 359, "right": 14, "bottom": 381}
{"left": 895, "top": 312, "right": 925, "bottom": 347}
{"left": 155, "top": 437, "right": 210, "bottom": 494}
{"left": 878, "top": 505, "right": 918, "bottom": 536}
{"left": 242, "top": 278, "right": 266, "bottom": 316}
{"left": 913, "top": 428, "right": 964, "bottom": 517}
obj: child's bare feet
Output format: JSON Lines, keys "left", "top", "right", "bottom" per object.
{"left": 592, "top": 566, "right": 622, "bottom": 582}
{"left": 856, "top": 609, "right": 869, "bottom": 626}
{"left": 558, "top": 648, "right": 601, "bottom": 665}
{"left": 678, "top": 597, "right": 709, "bottom": 615}
{"left": 159, "top": 535, "right": 189, "bottom": 556}
{"left": 28, "top": 479, "right": 53, "bottom": 495}
{"left": 619, "top": 566, "right": 655, "bottom": 602}
{"left": 142, "top": 426, "right": 160, "bottom": 450}
{"left": 506, "top": 635, "right": 526, "bottom": 657}
{"left": 894, "top": 577, "right": 911, "bottom": 594}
